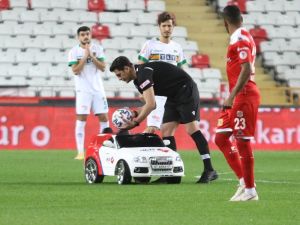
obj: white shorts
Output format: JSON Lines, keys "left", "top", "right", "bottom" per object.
{"left": 76, "top": 91, "right": 108, "bottom": 115}
{"left": 147, "top": 95, "right": 167, "bottom": 129}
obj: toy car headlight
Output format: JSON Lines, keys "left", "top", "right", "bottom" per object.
{"left": 133, "top": 156, "right": 147, "bottom": 163}
{"left": 175, "top": 156, "right": 182, "bottom": 162}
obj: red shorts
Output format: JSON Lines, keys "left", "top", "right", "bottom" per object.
{"left": 216, "top": 95, "right": 260, "bottom": 139}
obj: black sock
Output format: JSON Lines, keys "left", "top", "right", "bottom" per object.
{"left": 163, "top": 136, "right": 177, "bottom": 151}
{"left": 191, "top": 130, "right": 214, "bottom": 171}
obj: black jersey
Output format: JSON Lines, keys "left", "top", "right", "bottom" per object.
{"left": 133, "top": 61, "right": 194, "bottom": 98}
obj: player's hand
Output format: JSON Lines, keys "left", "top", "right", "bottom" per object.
{"left": 84, "top": 44, "right": 90, "bottom": 58}
{"left": 223, "top": 97, "right": 233, "bottom": 110}
{"left": 143, "top": 126, "right": 158, "bottom": 134}
{"left": 119, "top": 115, "right": 139, "bottom": 130}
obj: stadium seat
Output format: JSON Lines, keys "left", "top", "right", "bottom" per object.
{"left": 88, "top": 0, "right": 105, "bottom": 12}
{"left": 32, "top": 24, "right": 52, "bottom": 36}
{"left": 202, "top": 68, "right": 222, "bottom": 79}
{"left": 184, "top": 67, "right": 202, "bottom": 79}
{"left": 137, "top": 12, "right": 158, "bottom": 25}
{"left": 30, "top": 0, "right": 50, "bottom": 9}
{"left": 127, "top": 0, "right": 145, "bottom": 12}
{"left": 148, "top": 25, "right": 160, "bottom": 37}
{"left": 104, "top": 0, "right": 126, "bottom": 11}
{"left": 172, "top": 26, "right": 188, "bottom": 39}
{"left": 101, "top": 38, "right": 121, "bottom": 50}
{"left": 0, "top": 0, "right": 9, "bottom": 10}
{"left": 60, "top": 11, "right": 80, "bottom": 23}
{"left": 246, "top": 1, "right": 265, "bottom": 13}
{"left": 59, "top": 89, "right": 75, "bottom": 97}
{"left": 39, "top": 11, "right": 60, "bottom": 22}
{"left": 3, "top": 36, "right": 24, "bottom": 49}
{"left": 0, "top": 51, "right": 16, "bottom": 64}
{"left": 284, "top": 1, "right": 300, "bottom": 13}
{"left": 69, "top": 0, "right": 88, "bottom": 11}
{"left": 99, "top": 11, "right": 118, "bottom": 24}
{"left": 79, "top": 11, "right": 98, "bottom": 24}
{"left": 146, "top": 0, "right": 165, "bottom": 12}
{"left": 28, "top": 66, "right": 49, "bottom": 78}
{"left": 191, "top": 54, "right": 210, "bottom": 69}
{"left": 13, "top": 23, "right": 34, "bottom": 36}
{"left": 8, "top": 65, "right": 29, "bottom": 77}
{"left": 120, "top": 38, "right": 142, "bottom": 51}
{"left": 264, "top": 1, "right": 284, "bottom": 13}
{"left": 1, "top": 10, "right": 20, "bottom": 22}
{"left": 92, "top": 24, "right": 110, "bottom": 40}
{"left": 109, "top": 24, "right": 131, "bottom": 38}
{"left": 118, "top": 12, "right": 138, "bottom": 25}
{"left": 9, "top": 0, "right": 28, "bottom": 9}
{"left": 50, "top": 0, "right": 69, "bottom": 10}
{"left": 130, "top": 26, "right": 150, "bottom": 38}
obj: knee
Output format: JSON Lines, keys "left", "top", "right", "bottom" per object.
{"left": 214, "top": 133, "right": 228, "bottom": 148}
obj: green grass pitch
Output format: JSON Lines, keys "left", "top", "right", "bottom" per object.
{"left": 0, "top": 150, "right": 299, "bottom": 225}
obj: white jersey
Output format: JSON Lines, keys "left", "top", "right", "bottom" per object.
{"left": 68, "top": 43, "right": 105, "bottom": 93}
{"left": 138, "top": 38, "right": 187, "bottom": 67}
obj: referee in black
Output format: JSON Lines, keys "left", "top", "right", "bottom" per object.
{"left": 110, "top": 56, "right": 218, "bottom": 183}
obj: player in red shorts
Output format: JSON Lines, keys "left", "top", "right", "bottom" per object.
{"left": 215, "top": 5, "right": 260, "bottom": 201}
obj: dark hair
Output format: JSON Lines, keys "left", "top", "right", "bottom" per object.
{"left": 77, "top": 26, "right": 90, "bottom": 35}
{"left": 110, "top": 56, "right": 132, "bottom": 72}
{"left": 223, "top": 5, "right": 242, "bottom": 25}
{"left": 157, "top": 11, "right": 176, "bottom": 26}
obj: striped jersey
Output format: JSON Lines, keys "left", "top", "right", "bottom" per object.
{"left": 138, "top": 38, "right": 187, "bottom": 67}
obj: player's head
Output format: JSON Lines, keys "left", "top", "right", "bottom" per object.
{"left": 110, "top": 56, "right": 135, "bottom": 83}
{"left": 157, "top": 11, "right": 176, "bottom": 39}
{"left": 77, "top": 26, "right": 91, "bottom": 45}
{"left": 222, "top": 5, "right": 243, "bottom": 33}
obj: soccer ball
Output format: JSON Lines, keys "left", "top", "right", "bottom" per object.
{"left": 112, "top": 108, "right": 133, "bottom": 129}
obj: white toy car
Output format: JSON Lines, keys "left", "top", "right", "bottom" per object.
{"left": 84, "top": 133, "right": 184, "bottom": 185}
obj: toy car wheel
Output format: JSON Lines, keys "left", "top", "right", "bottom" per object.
{"left": 166, "top": 176, "right": 181, "bottom": 184}
{"left": 116, "top": 160, "right": 132, "bottom": 185}
{"left": 85, "top": 158, "right": 104, "bottom": 184}
{"left": 134, "top": 177, "right": 151, "bottom": 184}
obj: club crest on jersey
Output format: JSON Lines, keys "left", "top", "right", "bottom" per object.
{"left": 139, "top": 79, "right": 150, "bottom": 89}
{"left": 239, "top": 51, "right": 248, "bottom": 60}
{"left": 237, "top": 111, "right": 243, "bottom": 118}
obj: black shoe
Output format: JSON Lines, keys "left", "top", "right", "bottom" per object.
{"left": 196, "top": 170, "right": 218, "bottom": 183}
{"left": 102, "top": 127, "right": 113, "bottom": 134}
{"left": 151, "top": 177, "right": 167, "bottom": 184}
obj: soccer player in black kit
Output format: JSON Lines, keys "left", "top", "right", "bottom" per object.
{"left": 110, "top": 56, "right": 218, "bottom": 183}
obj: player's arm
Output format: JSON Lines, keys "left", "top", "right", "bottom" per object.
{"left": 135, "top": 87, "right": 156, "bottom": 124}
{"left": 91, "top": 57, "right": 105, "bottom": 72}
{"left": 71, "top": 57, "right": 88, "bottom": 75}
{"left": 224, "top": 62, "right": 251, "bottom": 107}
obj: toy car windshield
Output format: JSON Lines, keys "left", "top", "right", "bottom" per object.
{"left": 116, "top": 133, "right": 165, "bottom": 148}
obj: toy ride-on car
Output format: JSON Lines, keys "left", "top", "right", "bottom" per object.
{"left": 84, "top": 133, "right": 184, "bottom": 185}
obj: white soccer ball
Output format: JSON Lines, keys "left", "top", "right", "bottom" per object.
{"left": 112, "top": 108, "right": 133, "bottom": 129}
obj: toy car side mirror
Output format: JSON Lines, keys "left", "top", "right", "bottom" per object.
{"left": 163, "top": 139, "right": 171, "bottom": 146}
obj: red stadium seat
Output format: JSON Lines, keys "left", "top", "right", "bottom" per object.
{"left": 250, "top": 27, "right": 268, "bottom": 40}
{"left": 227, "top": 0, "right": 246, "bottom": 13}
{"left": 88, "top": 0, "right": 105, "bottom": 12}
{"left": 0, "top": 0, "right": 10, "bottom": 10}
{"left": 92, "top": 24, "right": 110, "bottom": 41}
{"left": 254, "top": 38, "right": 267, "bottom": 55}
{"left": 191, "top": 54, "right": 210, "bottom": 69}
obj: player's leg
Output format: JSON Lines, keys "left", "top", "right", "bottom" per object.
{"left": 75, "top": 92, "right": 91, "bottom": 160}
{"left": 185, "top": 121, "right": 218, "bottom": 183}
{"left": 144, "top": 96, "right": 167, "bottom": 133}
{"left": 230, "top": 98, "right": 259, "bottom": 201}
{"left": 178, "top": 82, "right": 217, "bottom": 183}
{"left": 93, "top": 91, "right": 112, "bottom": 133}
{"left": 215, "top": 109, "right": 243, "bottom": 184}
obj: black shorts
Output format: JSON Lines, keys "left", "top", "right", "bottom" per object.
{"left": 163, "top": 81, "right": 200, "bottom": 124}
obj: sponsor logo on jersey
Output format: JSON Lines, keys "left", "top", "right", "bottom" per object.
{"left": 237, "top": 47, "right": 249, "bottom": 51}
{"left": 140, "top": 79, "right": 151, "bottom": 89}
{"left": 237, "top": 111, "right": 243, "bottom": 118}
{"left": 149, "top": 54, "right": 177, "bottom": 61}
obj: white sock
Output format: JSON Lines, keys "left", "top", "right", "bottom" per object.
{"left": 75, "top": 120, "right": 86, "bottom": 154}
{"left": 99, "top": 121, "right": 109, "bottom": 133}
{"left": 245, "top": 188, "right": 257, "bottom": 195}
{"left": 239, "top": 178, "right": 245, "bottom": 186}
